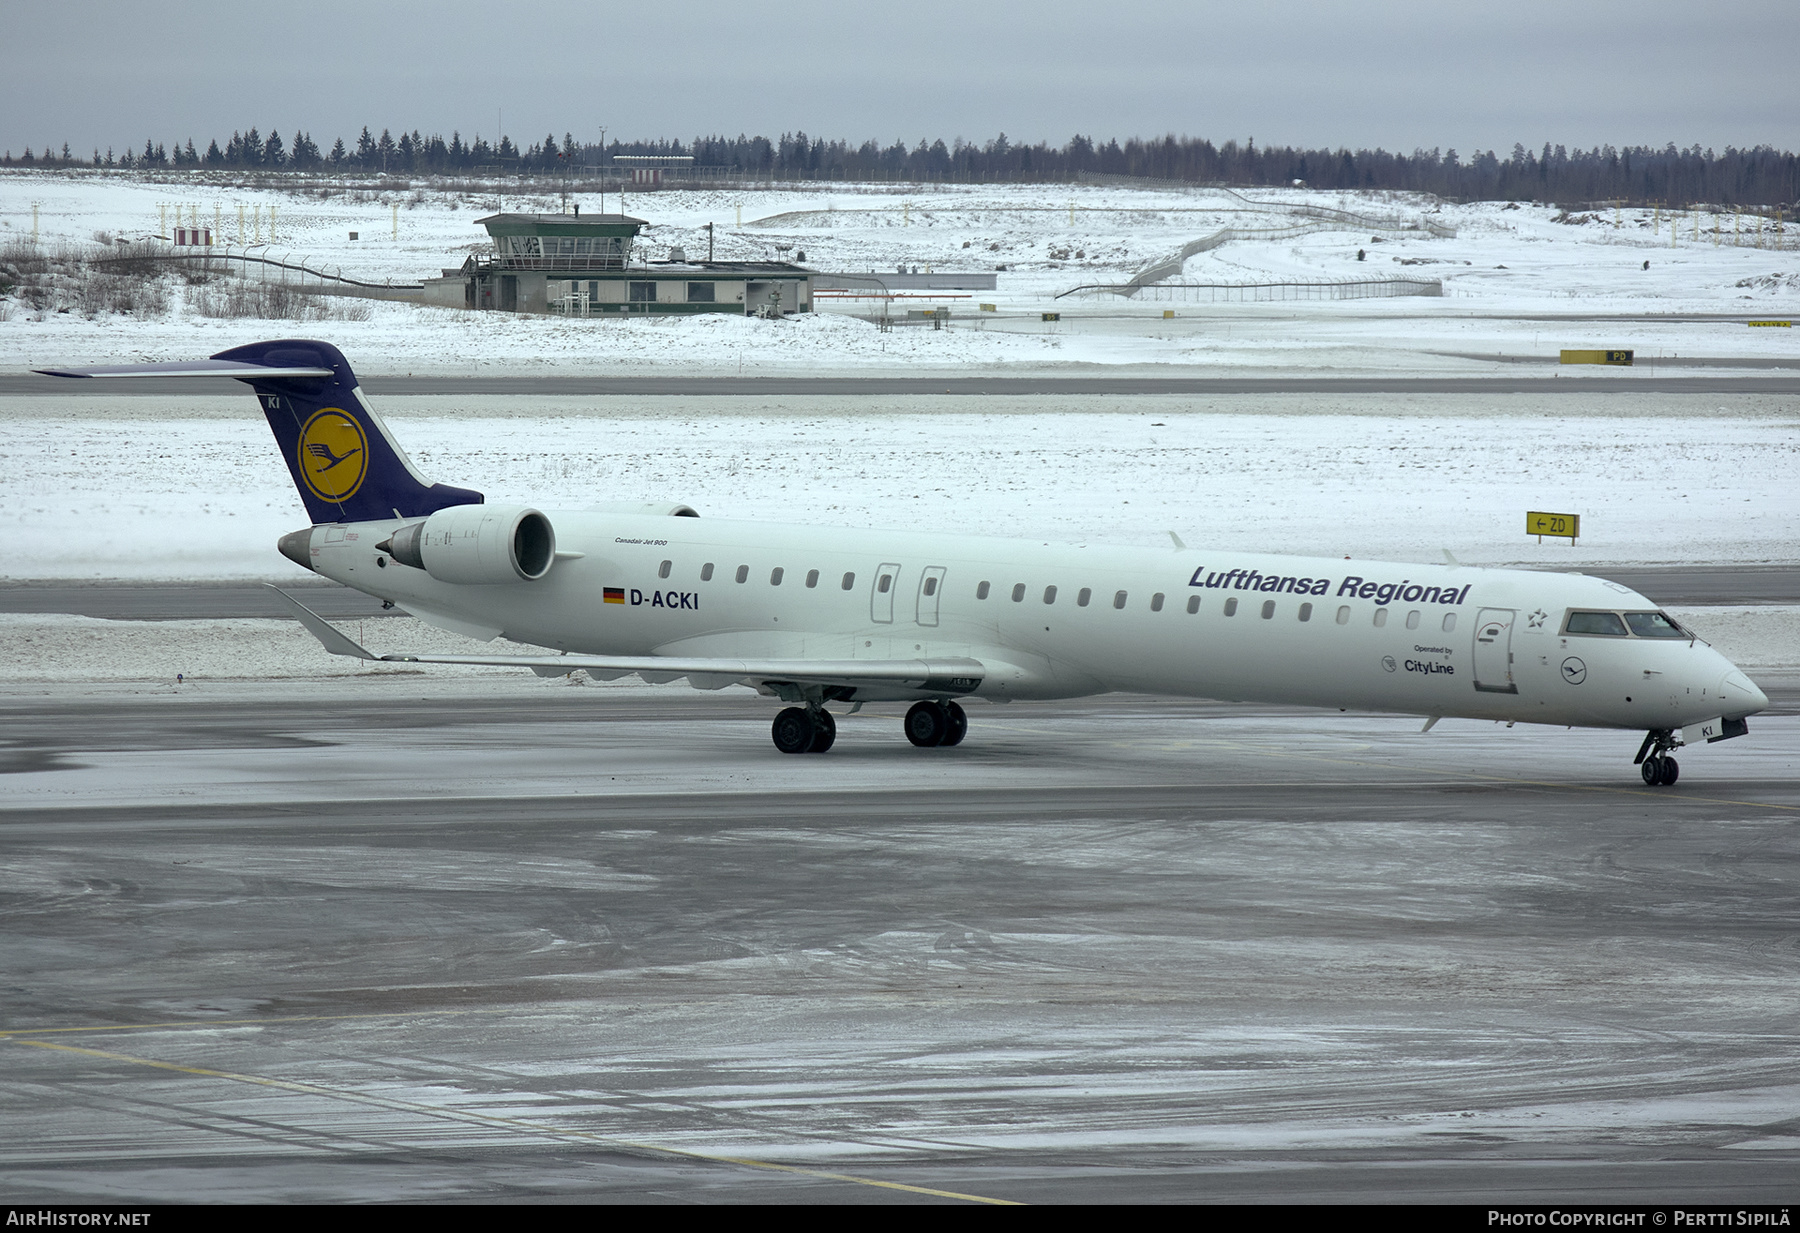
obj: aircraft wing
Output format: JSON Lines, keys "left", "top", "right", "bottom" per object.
{"left": 268, "top": 586, "right": 984, "bottom": 694}
{"left": 35, "top": 360, "right": 336, "bottom": 380}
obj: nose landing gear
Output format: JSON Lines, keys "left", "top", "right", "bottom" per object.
{"left": 1634, "top": 729, "right": 1680, "bottom": 786}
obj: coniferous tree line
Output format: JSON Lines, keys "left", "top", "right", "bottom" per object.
{"left": 3, "top": 127, "right": 1796, "bottom": 206}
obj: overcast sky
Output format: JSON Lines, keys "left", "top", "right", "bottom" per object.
{"left": 7, "top": 0, "right": 1797, "bottom": 159}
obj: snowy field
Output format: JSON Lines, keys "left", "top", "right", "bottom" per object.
{"left": 3, "top": 173, "right": 1793, "bottom": 592}
{"left": 3, "top": 171, "right": 1799, "bottom": 375}
{"left": 3, "top": 391, "right": 1796, "bottom": 581}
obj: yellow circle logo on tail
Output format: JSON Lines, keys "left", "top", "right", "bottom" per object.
{"left": 297, "top": 408, "right": 368, "bottom": 503}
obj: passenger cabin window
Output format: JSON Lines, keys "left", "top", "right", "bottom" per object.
{"left": 1043, "top": 585, "right": 1057, "bottom": 604}
{"left": 1373, "top": 608, "right": 1388, "bottom": 628}
{"left": 1566, "top": 611, "right": 1628, "bottom": 636}
{"left": 841, "top": 572, "right": 856, "bottom": 591}
{"left": 1113, "top": 590, "right": 1128, "bottom": 610}
{"left": 805, "top": 569, "right": 819, "bottom": 588}
{"left": 1442, "top": 612, "right": 1457, "bottom": 632}
{"left": 735, "top": 565, "right": 749, "bottom": 583}
{"left": 924, "top": 577, "right": 939, "bottom": 596}
{"left": 1151, "top": 593, "right": 1165, "bottom": 612}
{"left": 770, "top": 567, "right": 784, "bottom": 586}
{"left": 1078, "top": 588, "right": 1092, "bottom": 607}
{"left": 1405, "top": 610, "right": 1420, "bottom": 630}
{"left": 1260, "top": 600, "right": 1275, "bottom": 619}
{"left": 1223, "top": 598, "right": 1238, "bottom": 616}
{"left": 1011, "top": 583, "right": 1026, "bottom": 602}
{"left": 1626, "top": 611, "right": 1687, "bottom": 638}
{"left": 1186, "top": 595, "right": 1200, "bottom": 614}
{"left": 658, "top": 560, "right": 672, "bottom": 579}
{"left": 878, "top": 574, "right": 893, "bottom": 593}
{"left": 701, "top": 562, "right": 715, "bottom": 581}
{"left": 1299, "top": 603, "right": 1313, "bottom": 622}
{"left": 1336, "top": 605, "right": 1351, "bottom": 625}
{"left": 977, "top": 581, "right": 991, "bottom": 600}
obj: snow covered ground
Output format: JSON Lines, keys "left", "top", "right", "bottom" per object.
{"left": 4, "top": 391, "right": 1795, "bottom": 581}
{"left": 2, "top": 174, "right": 1792, "bottom": 589}
{"left": 3, "top": 171, "right": 1798, "bottom": 375}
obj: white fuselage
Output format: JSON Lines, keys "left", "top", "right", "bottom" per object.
{"left": 303, "top": 511, "right": 1766, "bottom": 730}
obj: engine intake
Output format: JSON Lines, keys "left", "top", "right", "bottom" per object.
{"left": 382, "top": 505, "right": 555, "bottom": 584}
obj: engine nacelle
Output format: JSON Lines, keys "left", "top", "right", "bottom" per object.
{"left": 384, "top": 504, "right": 555, "bottom": 584}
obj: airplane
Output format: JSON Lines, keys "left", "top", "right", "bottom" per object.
{"left": 39, "top": 339, "right": 1770, "bottom": 784}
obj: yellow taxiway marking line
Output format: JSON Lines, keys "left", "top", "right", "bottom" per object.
{"left": 4, "top": 1037, "right": 1019, "bottom": 1205}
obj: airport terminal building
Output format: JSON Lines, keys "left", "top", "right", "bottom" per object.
{"left": 421, "top": 213, "right": 812, "bottom": 316}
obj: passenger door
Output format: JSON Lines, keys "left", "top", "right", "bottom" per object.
{"left": 1473, "top": 608, "right": 1518, "bottom": 694}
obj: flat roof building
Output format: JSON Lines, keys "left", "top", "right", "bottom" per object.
{"left": 420, "top": 212, "right": 812, "bottom": 317}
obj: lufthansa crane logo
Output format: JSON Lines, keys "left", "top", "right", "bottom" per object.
{"left": 296, "top": 409, "right": 368, "bottom": 502}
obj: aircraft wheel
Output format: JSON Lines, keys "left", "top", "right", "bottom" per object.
{"left": 1641, "top": 757, "right": 1662, "bottom": 786}
{"left": 772, "top": 706, "right": 816, "bottom": 755}
{"left": 809, "top": 708, "right": 837, "bottom": 753}
{"left": 905, "top": 700, "right": 949, "bottom": 747}
{"left": 941, "top": 701, "right": 968, "bottom": 747}
{"left": 1659, "top": 756, "right": 1679, "bottom": 786}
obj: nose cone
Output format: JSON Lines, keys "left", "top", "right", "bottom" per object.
{"left": 278, "top": 527, "right": 316, "bottom": 572}
{"left": 1721, "top": 669, "right": 1770, "bottom": 717}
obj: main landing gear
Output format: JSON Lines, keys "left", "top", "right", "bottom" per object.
{"left": 772, "top": 705, "right": 836, "bottom": 754}
{"left": 768, "top": 700, "right": 969, "bottom": 754}
{"left": 905, "top": 700, "right": 967, "bottom": 748}
{"left": 1634, "top": 729, "right": 1680, "bottom": 787}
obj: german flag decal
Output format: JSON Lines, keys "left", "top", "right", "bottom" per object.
{"left": 603, "top": 587, "right": 626, "bottom": 604}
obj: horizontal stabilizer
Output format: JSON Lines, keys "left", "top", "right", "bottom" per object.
{"left": 267, "top": 587, "right": 985, "bottom": 694}
{"left": 35, "top": 360, "right": 334, "bottom": 380}
{"left": 265, "top": 586, "right": 377, "bottom": 659}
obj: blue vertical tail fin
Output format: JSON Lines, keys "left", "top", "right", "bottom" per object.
{"left": 212, "top": 339, "right": 482, "bottom": 524}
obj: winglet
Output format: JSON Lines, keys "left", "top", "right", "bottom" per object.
{"left": 1169, "top": 531, "right": 1187, "bottom": 550}
{"left": 265, "top": 585, "right": 377, "bottom": 659}
{"left": 1442, "top": 549, "right": 1461, "bottom": 568}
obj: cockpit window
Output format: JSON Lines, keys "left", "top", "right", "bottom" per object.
{"left": 1565, "top": 611, "right": 1629, "bottom": 636}
{"left": 1625, "top": 611, "right": 1687, "bottom": 638}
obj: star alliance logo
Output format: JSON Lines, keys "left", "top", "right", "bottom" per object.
{"left": 1527, "top": 608, "right": 1549, "bottom": 629}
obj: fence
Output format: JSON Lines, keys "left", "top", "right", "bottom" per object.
{"left": 1074, "top": 195, "right": 1456, "bottom": 299}
{"left": 93, "top": 244, "right": 423, "bottom": 300}
{"left": 1058, "top": 276, "right": 1444, "bottom": 302}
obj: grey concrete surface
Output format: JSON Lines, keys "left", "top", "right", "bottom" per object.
{"left": 0, "top": 580, "right": 398, "bottom": 621}
{"left": 8, "top": 374, "right": 1800, "bottom": 396}
{"left": 2, "top": 686, "right": 1797, "bottom": 1204}
{"left": 3, "top": 565, "right": 1794, "bottom": 621}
